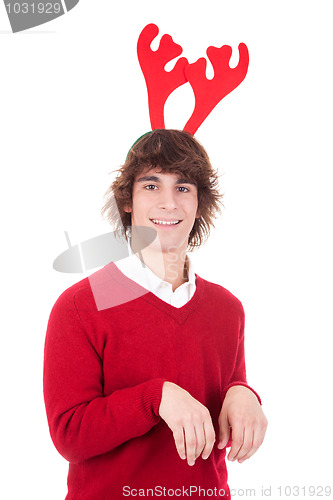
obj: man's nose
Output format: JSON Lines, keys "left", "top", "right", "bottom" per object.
{"left": 157, "top": 188, "right": 178, "bottom": 210}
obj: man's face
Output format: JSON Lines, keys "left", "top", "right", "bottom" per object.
{"left": 124, "top": 167, "right": 200, "bottom": 253}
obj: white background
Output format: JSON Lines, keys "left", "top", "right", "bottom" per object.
{"left": 1, "top": 1, "right": 332, "bottom": 498}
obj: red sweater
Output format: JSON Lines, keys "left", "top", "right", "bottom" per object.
{"left": 43, "top": 262, "right": 261, "bottom": 499}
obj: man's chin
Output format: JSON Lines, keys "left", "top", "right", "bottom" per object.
{"left": 151, "top": 235, "right": 188, "bottom": 254}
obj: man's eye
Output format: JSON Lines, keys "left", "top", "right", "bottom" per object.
{"left": 144, "top": 185, "right": 189, "bottom": 192}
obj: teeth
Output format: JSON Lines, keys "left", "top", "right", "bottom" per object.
{"left": 151, "top": 219, "right": 180, "bottom": 225}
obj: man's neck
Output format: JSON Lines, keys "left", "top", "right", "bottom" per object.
{"left": 132, "top": 245, "right": 189, "bottom": 292}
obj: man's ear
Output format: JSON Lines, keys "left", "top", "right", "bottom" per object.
{"left": 123, "top": 203, "right": 132, "bottom": 213}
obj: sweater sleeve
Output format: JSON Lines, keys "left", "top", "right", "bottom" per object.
{"left": 43, "top": 291, "right": 167, "bottom": 464}
{"left": 221, "top": 302, "right": 262, "bottom": 405}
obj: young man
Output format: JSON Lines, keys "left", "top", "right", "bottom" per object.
{"left": 44, "top": 129, "right": 267, "bottom": 499}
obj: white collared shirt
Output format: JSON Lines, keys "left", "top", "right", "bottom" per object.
{"left": 113, "top": 239, "right": 196, "bottom": 308}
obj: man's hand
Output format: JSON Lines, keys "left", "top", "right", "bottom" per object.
{"left": 217, "top": 385, "right": 268, "bottom": 463}
{"left": 159, "top": 381, "right": 216, "bottom": 466}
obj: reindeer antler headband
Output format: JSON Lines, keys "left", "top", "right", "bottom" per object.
{"left": 137, "top": 23, "right": 249, "bottom": 135}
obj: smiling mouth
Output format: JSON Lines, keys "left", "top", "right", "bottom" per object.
{"left": 150, "top": 219, "right": 182, "bottom": 226}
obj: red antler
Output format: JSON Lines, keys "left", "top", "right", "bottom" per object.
{"left": 137, "top": 23, "right": 188, "bottom": 130}
{"left": 183, "top": 43, "right": 249, "bottom": 134}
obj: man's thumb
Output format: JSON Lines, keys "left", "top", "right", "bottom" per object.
{"left": 217, "top": 413, "right": 230, "bottom": 449}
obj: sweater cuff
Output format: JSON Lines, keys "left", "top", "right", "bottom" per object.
{"left": 143, "top": 378, "right": 168, "bottom": 418}
{"left": 222, "top": 381, "right": 262, "bottom": 405}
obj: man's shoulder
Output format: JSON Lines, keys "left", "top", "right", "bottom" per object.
{"left": 50, "top": 262, "right": 145, "bottom": 316}
{"left": 196, "top": 273, "right": 244, "bottom": 316}
{"left": 51, "top": 264, "right": 115, "bottom": 312}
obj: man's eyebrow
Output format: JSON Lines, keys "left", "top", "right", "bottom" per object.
{"left": 136, "top": 175, "right": 197, "bottom": 185}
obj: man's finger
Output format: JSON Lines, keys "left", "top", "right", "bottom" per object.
{"left": 184, "top": 426, "right": 197, "bottom": 466}
{"left": 202, "top": 420, "right": 216, "bottom": 459}
{"left": 194, "top": 424, "right": 206, "bottom": 460}
{"left": 173, "top": 428, "right": 186, "bottom": 460}
{"left": 217, "top": 411, "right": 230, "bottom": 450}
{"left": 238, "top": 429, "right": 265, "bottom": 463}
{"left": 233, "top": 427, "right": 253, "bottom": 462}
{"left": 227, "top": 424, "right": 244, "bottom": 461}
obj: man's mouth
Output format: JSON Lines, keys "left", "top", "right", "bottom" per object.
{"left": 150, "top": 219, "right": 182, "bottom": 226}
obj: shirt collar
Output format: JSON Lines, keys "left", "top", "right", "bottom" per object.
{"left": 116, "top": 237, "right": 196, "bottom": 295}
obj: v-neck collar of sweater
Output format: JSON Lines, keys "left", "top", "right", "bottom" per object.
{"left": 105, "top": 262, "right": 204, "bottom": 325}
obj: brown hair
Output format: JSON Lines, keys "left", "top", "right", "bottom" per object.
{"left": 101, "top": 129, "right": 224, "bottom": 251}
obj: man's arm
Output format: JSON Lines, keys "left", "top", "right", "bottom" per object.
{"left": 44, "top": 290, "right": 217, "bottom": 466}
{"left": 43, "top": 292, "right": 167, "bottom": 463}
{"left": 217, "top": 303, "right": 268, "bottom": 462}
